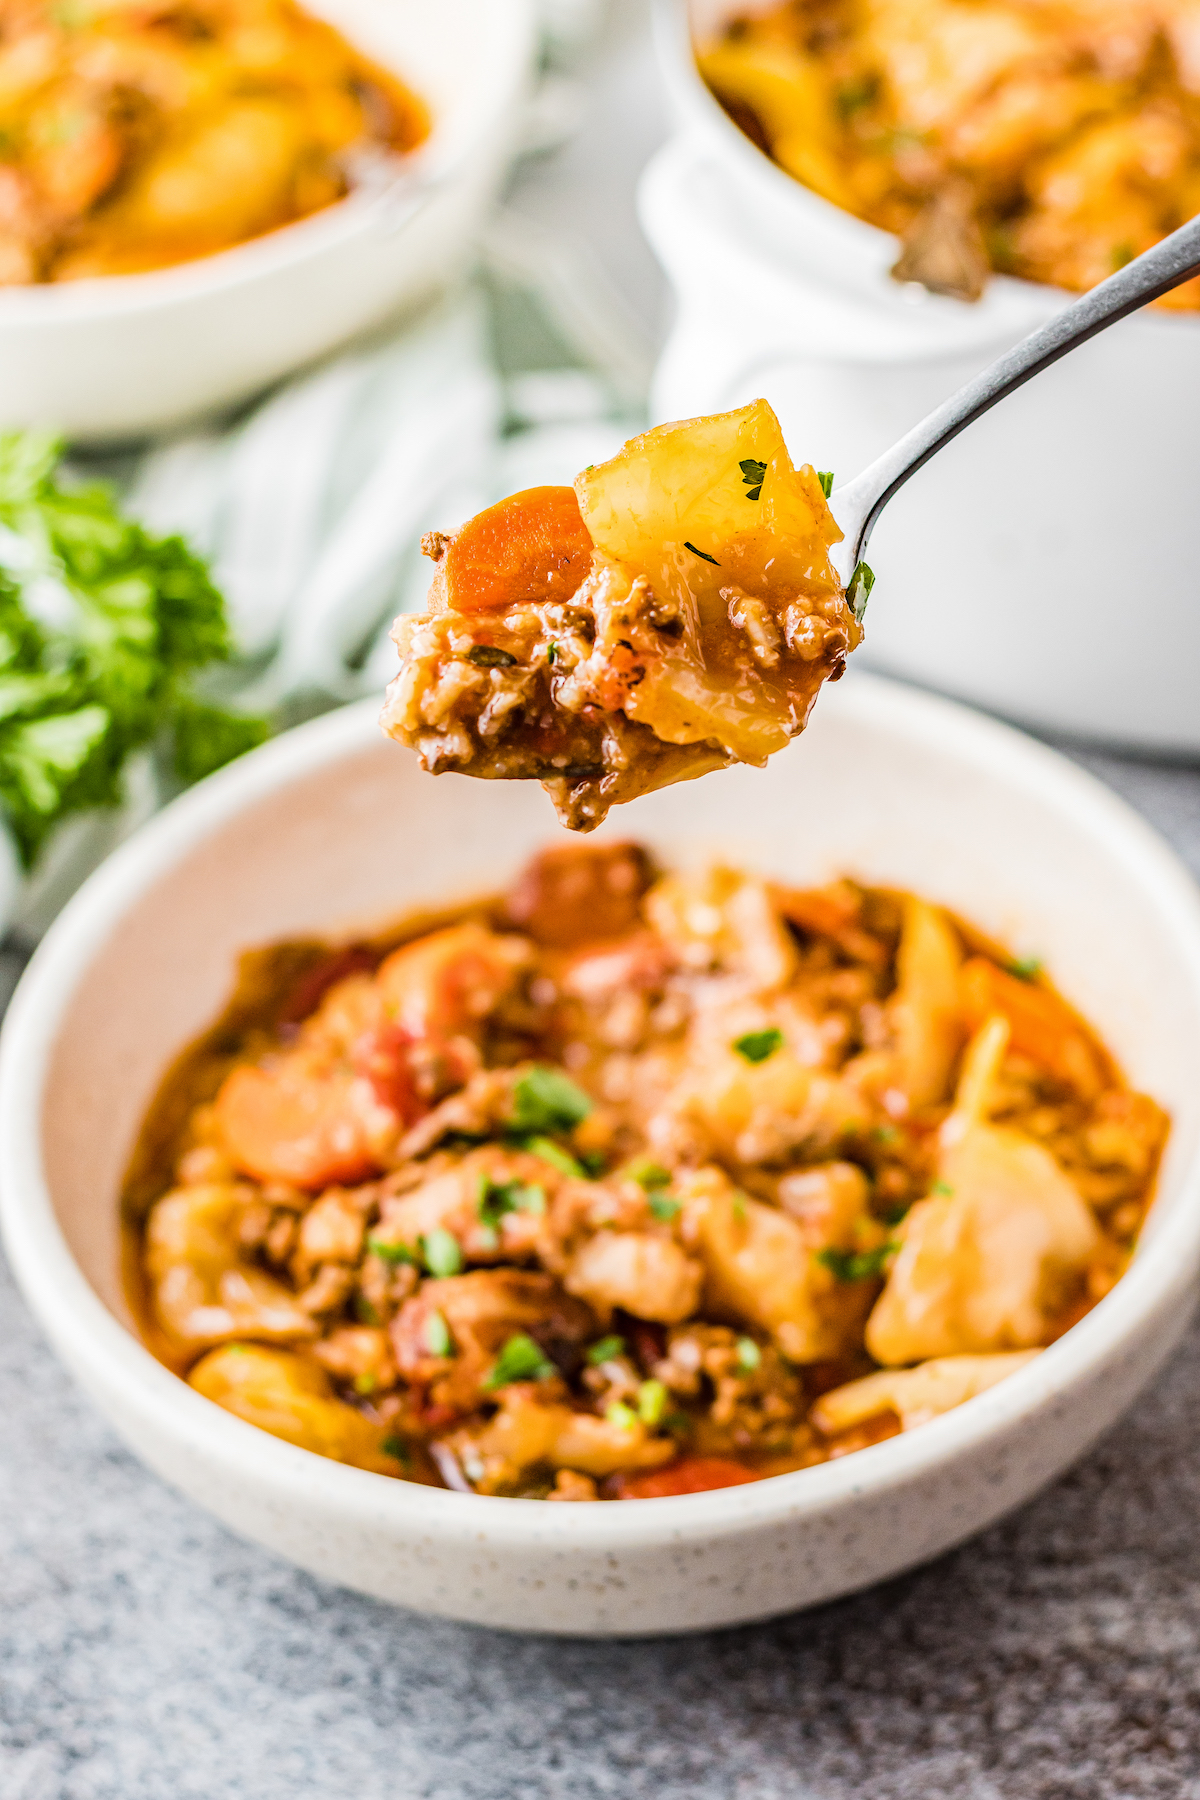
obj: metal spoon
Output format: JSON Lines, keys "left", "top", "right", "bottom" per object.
{"left": 830, "top": 214, "right": 1200, "bottom": 616}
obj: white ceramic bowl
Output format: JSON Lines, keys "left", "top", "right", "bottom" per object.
{"left": 0, "top": 0, "right": 536, "bottom": 443}
{"left": 3, "top": 676, "right": 1200, "bottom": 1636}
{"left": 643, "top": 0, "right": 1200, "bottom": 752}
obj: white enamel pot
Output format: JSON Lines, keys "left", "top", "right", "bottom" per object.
{"left": 643, "top": 0, "right": 1200, "bottom": 752}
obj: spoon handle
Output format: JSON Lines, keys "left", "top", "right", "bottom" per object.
{"left": 831, "top": 212, "right": 1200, "bottom": 581}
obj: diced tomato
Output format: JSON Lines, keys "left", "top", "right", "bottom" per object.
{"left": 614, "top": 1456, "right": 761, "bottom": 1499}
{"left": 442, "top": 486, "right": 595, "bottom": 612}
{"left": 214, "top": 1063, "right": 384, "bottom": 1189}
{"left": 350, "top": 1022, "right": 424, "bottom": 1121}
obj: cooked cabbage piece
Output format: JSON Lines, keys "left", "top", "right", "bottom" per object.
{"left": 380, "top": 400, "right": 862, "bottom": 830}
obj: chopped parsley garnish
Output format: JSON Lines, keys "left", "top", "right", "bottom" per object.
{"left": 684, "top": 541, "right": 720, "bottom": 566}
{"left": 466, "top": 644, "right": 518, "bottom": 668}
{"left": 521, "top": 1136, "right": 586, "bottom": 1178}
{"left": 848, "top": 560, "right": 875, "bottom": 623}
{"left": 817, "top": 1243, "right": 894, "bottom": 1282}
{"left": 485, "top": 1332, "right": 556, "bottom": 1389}
{"left": 1009, "top": 955, "right": 1043, "bottom": 982}
{"left": 736, "top": 1337, "right": 761, "bottom": 1372}
{"left": 835, "top": 73, "right": 879, "bottom": 117}
{"left": 628, "top": 1157, "right": 672, "bottom": 1191}
{"left": 546, "top": 641, "right": 558, "bottom": 664}
{"left": 818, "top": 471, "right": 835, "bottom": 499}
{"left": 356, "top": 1296, "right": 380, "bottom": 1326}
{"left": 871, "top": 1124, "right": 900, "bottom": 1144}
{"left": 637, "top": 1379, "right": 668, "bottom": 1426}
{"left": 739, "top": 457, "right": 767, "bottom": 501}
{"left": 421, "top": 1229, "right": 464, "bottom": 1279}
{"left": 367, "top": 1234, "right": 417, "bottom": 1266}
{"left": 424, "top": 1310, "right": 453, "bottom": 1357}
{"left": 606, "top": 1401, "right": 638, "bottom": 1430}
{"left": 579, "top": 1149, "right": 608, "bottom": 1178}
{"left": 476, "top": 1176, "right": 546, "bottom": 1230}
{"left": 649, "top": 1195, "right": 681, "bottom": 1222}
{"left": 931, "top": 1179, "right": 955, "bottom": 1197}
{"left": 381, "top": 1435, "right": 411, "bottom": 1466}
{"left": 587, "top": 1334, "right": 626, "bottom": 1366}
{"left": 733, "top": 1027, "right": 783, "bottom": 1063}
{"left": 354, "top": 1372, "right": 377, "bottom": 1395}
{"left": 511, "top": 1065, "right": 593, "bottom": 1135}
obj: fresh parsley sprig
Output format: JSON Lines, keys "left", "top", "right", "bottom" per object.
{"left": 0, "top": 433, "right": 267, "bottom": 866}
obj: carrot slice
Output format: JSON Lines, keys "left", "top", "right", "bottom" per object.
{"left": 960, "top": 957, "right": 1103, "bottom": 1097}
{"left": 442, "top": 485, "right": 594, "bottom": 612}
{"left": 614, "top": 1455, "right": 761, "bottom": 1499}
{"left": 215, "top": 1064, "right": 382, "bottom": 1188}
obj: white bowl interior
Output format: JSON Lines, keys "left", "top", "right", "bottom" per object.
{"left": 29, "top": 675, "right": 1200, "bottom": 1337}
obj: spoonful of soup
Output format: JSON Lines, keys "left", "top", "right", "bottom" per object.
{"left": 382, "top": 215, "right": 1200, "bottom": 829}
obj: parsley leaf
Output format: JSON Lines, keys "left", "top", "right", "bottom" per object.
{"left": 520, "top": 1136, "right": 586, "bottom": 1178}
{"left": 367, "top": 1234, "right": 418, "bottom": 1266}
{"left": 817, "top": 1243, "right": 894, "bottom": 1281}
{"left": 649, "top": 1194, "right": 681, "bottom": 1222}
{"left": 848, "top": 560, "right": 875, "bottom": 623}
{"left": 736, "top": 1337, "right": 761, "bottom": 1371}
{"left": 381, "top": 1434, "right": 411, "bottom": 1466}
{"left": 510, "top": 1065, "right": 593, "bottom": 1135}
{"left": 637, "top": 1379, "right": 667, "bottom": 1425}
{"left": 0, "top": 432, "right": 267, "bottom": 866}
{"left": 424, "top": 1310, "right": 453, "bottom": 1357}
{"left": 733, "top": 1027, "right": 783, "bottom": 1064}
{"left": 627, "top": 1158, "right": 671, "bottom": 1191}
{"left": 739, "top": 457, "right": 767, "bottom": 502}
{"left": 587, "top": 1334, "right": 626, "bottom": 1366}
{"left": 476, "top": 1176, "right": 546, "bottom": 1229}
{"left": 817, "top": 471, "right": 835, "bottom": 499}
{"left": 485, "top": 1332, "right": 556, "bottom": 1389}
{"left": 1009, "top": 955, "right": 1043, "bottom": 981}
{"left": 466, "top": 644, "right": 518, "bottom": 668}
{"left": 421, "top": 1229, "right": 464, "bottom": 1278}
{"left": 835, "top": 73, "right": 879, "bottom": 118}
{"left": 683, "top": 541, "right": 720, "bottom": 566}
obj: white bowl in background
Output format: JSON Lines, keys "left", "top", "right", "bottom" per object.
{"left": 3, "top": 677, "right": 1200, "bottom": 1636}
{"left": 0, "top": 0, "right": 536, "bottom": 444}
{"left": 644, "top": 0, "right": 1200, "bottom": 753}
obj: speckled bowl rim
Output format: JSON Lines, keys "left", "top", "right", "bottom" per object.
{"left": 4, "top": 677, "right": 1200, "bottom": 1557}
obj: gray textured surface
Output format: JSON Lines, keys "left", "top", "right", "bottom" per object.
{"left": 4, "top": 738, "right": 1200, "bottom": 1800}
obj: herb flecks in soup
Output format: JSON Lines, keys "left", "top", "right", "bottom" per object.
{"left": 129, "top": 842, "right": 1167, "bottom": 1500}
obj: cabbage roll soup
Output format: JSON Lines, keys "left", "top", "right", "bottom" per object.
{"left": 126, "top": 841, "right": 1167, "bottom": 1501}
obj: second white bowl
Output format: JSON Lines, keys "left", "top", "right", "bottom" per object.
{"left": 644, "top": 0, "right": 1200, "bottom": 752}
{"left": 0, "top": 0, "right": 536, "bottom": 442}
